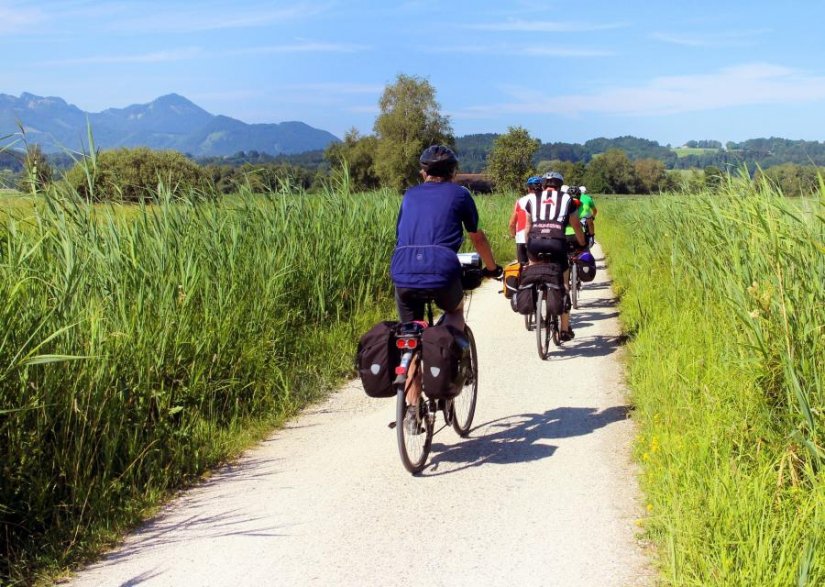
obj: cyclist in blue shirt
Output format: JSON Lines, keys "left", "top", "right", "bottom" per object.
{"left": 391, "top": 146, "right": 501, "bottom": 416}
{"left": 391, "top": 145, "right": 501, "bottom": 331}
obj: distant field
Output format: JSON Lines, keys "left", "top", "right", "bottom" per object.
{"left": 673, "top": 147, "right": 719, "bottom": 158}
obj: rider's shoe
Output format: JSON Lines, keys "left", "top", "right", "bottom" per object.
{"left": 404, "top": 405, "right": 421, "bottom": 435}
{"left": 560, "top": 329, "right": 575, "bottom": 342}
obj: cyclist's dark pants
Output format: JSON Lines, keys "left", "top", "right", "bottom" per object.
{"left": 527, "top": 238, "right": 569, "bottom": 270}
{"left": 395, "top": 277, "right": 463, "bottom": 322}
{"left": 516, "top": 243, "right": 528, "bottom": 265}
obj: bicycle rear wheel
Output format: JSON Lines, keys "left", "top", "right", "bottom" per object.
{"left": 396, "top": 382, "right": 433, "bottom": 474}
{"left": 452, "top": 325, "right": 478, "bottom": 436}
{"left": 535, "top": 288, "right": 550, "bottom": 360}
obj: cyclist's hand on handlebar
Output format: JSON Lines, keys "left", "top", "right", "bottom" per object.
{"left": 482, "top": 264, "right": 503, "bottom": 279}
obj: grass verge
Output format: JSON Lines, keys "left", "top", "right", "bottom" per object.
{"left": 597, "top": 186, "right": 824, "bottom": 585}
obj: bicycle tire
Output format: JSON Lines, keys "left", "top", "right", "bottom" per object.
{"left": 571, "top": 263, "right": 579, "bottom": 309}
{"left": 396, "top": 381, "right": 432, "bottom": 474}
{"left": 551, "top": 312, "right": 561, "bottom": 346}
{"left": 451, "top": 325, "right": 478, "bottom": 437}
{"left": 535, "top": 288, "right": 550, "bottom": 360}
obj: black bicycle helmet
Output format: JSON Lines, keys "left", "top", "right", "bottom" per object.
{"left": 419, "top": 145, "right": 458, "bottom": 177}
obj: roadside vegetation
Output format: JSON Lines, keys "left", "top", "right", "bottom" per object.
{"left": 598, "top": 184, "right": 824, "bottom": 584}
{"left": 0, "top": 177, "right": 513, "bottom": 585}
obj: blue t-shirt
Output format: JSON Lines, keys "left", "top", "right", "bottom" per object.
{"left": 391, "top": 182, "right": 480, "bottom": 289}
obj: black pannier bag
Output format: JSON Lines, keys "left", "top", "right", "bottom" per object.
{"left": 521, "top": 263, "right": 565, "bottom": 316}
{"left": 356, "top": 321, "right": 400, "bottom": 398}
{"left": 421, "top": 324, "right": 466, "bottom": 400}
{"left": 513, "top": 285, "right": 536, "bottom": 315}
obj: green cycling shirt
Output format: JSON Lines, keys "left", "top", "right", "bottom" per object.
{"left": 578, "top": 194, "right": 596, "bottom": 218}
{"left": 565, "top": 194, "right": 597, "bottom": 236}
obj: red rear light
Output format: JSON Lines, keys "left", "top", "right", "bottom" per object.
{"left": 396, "top": 339, "right": 406, "bottom": 349}
{"left": 395, "top": 366, "right": 407, "bottom": 375}
{"left": 406, "top": 338, "right": 418, "bottom": 349}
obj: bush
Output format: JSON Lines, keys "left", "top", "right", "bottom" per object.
{"left": 64, "top": 148, "right": 211, "bottom": 202}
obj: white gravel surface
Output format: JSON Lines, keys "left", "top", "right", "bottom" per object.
{"left": 68, "top": 245, "right": 652, "bottom": 587}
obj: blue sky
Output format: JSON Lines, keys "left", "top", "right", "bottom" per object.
{"left": 4, "top": 0, "right": 825, "bottom": 146}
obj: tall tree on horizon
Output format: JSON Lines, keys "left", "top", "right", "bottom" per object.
{"left": 486, "top": 126, "right": 540, "bottom": 193}
{"left": 373, "top": 74, "right": 453, "bottom": 192}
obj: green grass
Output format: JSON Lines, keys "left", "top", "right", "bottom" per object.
{"left": 0, "top": 183, "right": 515, "bottom": 585}
{"left": 673, "top": 147, "right": 720, "bottom": 158}
{"left": 598, "top": 184, "right": 824, "bottom": 585}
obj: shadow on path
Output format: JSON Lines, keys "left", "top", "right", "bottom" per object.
{"left": 424, "top": 405, "right": 630, "bottom": 476}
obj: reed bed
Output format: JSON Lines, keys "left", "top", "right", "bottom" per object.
{"left": 0, "top": 181, "right": 515, "bottom": 584}
{"left": 598, "top": 183, "right": 824, "bottom": 585}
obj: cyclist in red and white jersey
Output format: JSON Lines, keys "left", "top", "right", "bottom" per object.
{"left": 508, "top": 176, "right": 543, "bottom": 265}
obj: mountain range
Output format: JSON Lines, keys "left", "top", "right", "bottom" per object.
{"left": 0, "top": 92, "right": 340, "bottom": 157}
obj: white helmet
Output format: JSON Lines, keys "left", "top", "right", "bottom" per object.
{"left": 579, "top": 186, "right": 587, "bottom": 194}
{"left": 560, "top": 184, "right": 569, "bottom": 194}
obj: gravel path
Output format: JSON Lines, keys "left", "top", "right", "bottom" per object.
{"left": 68, "top": 246, "right": 651, "bottom": 587}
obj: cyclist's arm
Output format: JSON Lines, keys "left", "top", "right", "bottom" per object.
{"left": 468, "top": 230, "right": 497, "bottom": 271}
{"left": 508, "top": 206, "right": 518, "bottom": 237}
{"left": 569, "top": 210, "right": 586, "bottom": 247}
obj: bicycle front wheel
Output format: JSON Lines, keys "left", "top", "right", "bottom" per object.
{"left": 396, "top": 383, "right": 432, "bottom": 474}
{"left": 535, "top": 288, "right": 550, "bottom": 360}
{"left": 452, "top": 325, "right": 478, "bottom": 436}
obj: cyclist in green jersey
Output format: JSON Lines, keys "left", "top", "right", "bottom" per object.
{"left": 578, "top": 187, "right": 597, "bottom": 243}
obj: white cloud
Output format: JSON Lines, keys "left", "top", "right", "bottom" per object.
{"left": 109, "top": 2, "right": 332, "bottom": 33}
{"left": 0, "top": 5, "right": 44, "bottom": 33}
{"left": 455, "top": 63, "right": 825, "bottom": 119}
{"left": 651, "top": 29, "right": 769, "bottom": 48}
{"left": 41, "top": 47, "right": 203, "bottom": 66}
{"left": 424, "top": 43, "right": 614, "bottom": 58}
{"left": 225, "top": 42, "right": 368, "bottom": 56}
{"left": 281, "top": 83, "right": 383, "bottom": 94}
{"left": 463, "top": 19, "right": 629, "bottom": 33}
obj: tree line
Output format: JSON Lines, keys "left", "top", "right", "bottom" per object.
{"left": 3, "top": 74, "right": 824, "bottom": 198}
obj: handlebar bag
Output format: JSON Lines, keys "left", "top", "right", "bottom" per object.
{"left": 356, "top": 321, "right": 400, "bottom": 398}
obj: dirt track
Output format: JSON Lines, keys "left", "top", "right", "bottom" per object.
{"left": 69, "top": 245, "right": 651, "bottom": 587}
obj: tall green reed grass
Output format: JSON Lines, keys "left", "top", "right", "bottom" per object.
{"left": 0, "top": 178, "right": 515, "bottom": 584}
{"left": 0, "top": 181, "right": 404, "bottom": 583}
{"left": 598, "top": 183, "right": 824, "bottom": 585}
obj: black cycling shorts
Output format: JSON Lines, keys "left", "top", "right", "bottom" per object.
{"left": 527, "top": 238, "right": 569, "bottom": 269}
{"left": 516, "top": 243, "right": 528, "bottom": 265}
{"left": 395, "top": 277, "right": 464, "bottom": 322}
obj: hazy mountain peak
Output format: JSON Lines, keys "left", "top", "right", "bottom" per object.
{"left": 0, "top": 92, "right": 339, "bottom": 156}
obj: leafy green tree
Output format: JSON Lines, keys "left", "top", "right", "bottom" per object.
{"left": 373, "top": 74, "right": 453, "bottom": 192}
{"left": 324, "top": 128, "right": 380, "bottom": 191}
{"left": 486, "top": 126, "right": 540, "bottom": 193}
{"left": 755, "top": 163, "right": 823, "bottom": 196}
{"left": 19, "top": 144, "right": 53, "bottom": 194}
{"left": 64, "top": 148, "right": 210, "bottom": 202}
{"left": 703, "top": 165, "right": 724, "bottom": 190}
{"left": 536, "top": 159, "right": 586, "bottom": 186}
{"left": 634, "top": 158, "right": 669, "bottom": 194}
{"left": 583, "top": 149, "right": 638, "bottom": 194}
